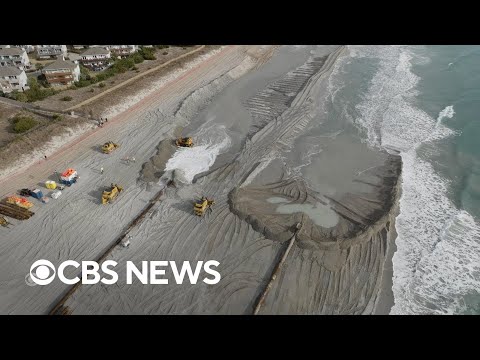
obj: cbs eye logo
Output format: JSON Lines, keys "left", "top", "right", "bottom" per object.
{"left": 26, "top": 259, "right": 56, "bottom": 286}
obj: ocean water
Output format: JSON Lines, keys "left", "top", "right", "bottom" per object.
{"left": 328, "top": 45, "right": 480, "bottom": 315}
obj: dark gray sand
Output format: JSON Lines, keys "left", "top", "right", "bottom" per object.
{"left": 61, "top": 46, "right": 402, "bottom": 314}
{"left": 2, "top": 46, "right": 400, "bottom": 314}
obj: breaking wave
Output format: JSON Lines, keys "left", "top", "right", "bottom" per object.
{"left": 340, "top": 45, "right": 480, "bottom": 314}
{"left": 436, "top": 105, "right": 455, "bottom": 126}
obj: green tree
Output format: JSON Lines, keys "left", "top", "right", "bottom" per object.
{"left": 11, "top": 115, "right": 37, "bottom": 133}
{"left": 139, "top": 47, "right": 156, "bottom": 60}
{"left": 15, "top": 92, "right": 28, "bottom": 102}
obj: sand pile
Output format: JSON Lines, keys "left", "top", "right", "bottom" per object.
{"left": 229, "top": 154, "right": 402, "bottom": 252}
{"left": 140, "top": 138, "right": 177, "bottom": 183}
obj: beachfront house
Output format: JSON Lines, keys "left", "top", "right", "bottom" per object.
{"left": 106, "top": 45, "right": 138, "bottom": 58}
{"left": 11, "top": 45, "right": 35, "bottom": 53}
{"left": 0, "top": 47, "right": 31, "bottom": 70}
{"left": 79, "top": 47, "right": 111, "bottom": 71}
{"left": 43, "top": 56, "right": 80, "bottom": 86}
{"left": 0, "top": 66, "right": 28, "bottom": 93}
{"left": 36, "top": 45, "right": 68, "bottom": 59}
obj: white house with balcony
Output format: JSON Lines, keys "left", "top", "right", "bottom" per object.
{"left": 0, "top": 66, "right": 28, "bottom": 93}
{"left": 0, "top": 48, "right": 31, "bottom": 70}
{"left": 107, "top": 45, "right": 138, "bottom": 58}
{"left": 36, "top": 45, "right": 68, "bottom": 59}
{"left": 43, "top": 56, "right": 80, "bottom": 86}
{"left": 79, "top": 47, "right": 111, "bottom": 71}
{"left": 11, "top": 45, "right": 35, "bottom": 53}
{"left": 90, "top": 45, "right": 138, "bottom": 58}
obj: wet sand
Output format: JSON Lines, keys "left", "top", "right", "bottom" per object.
{"left": 0, "top": 45, "right": 400, "bottom": 315}
{"left": 66, "top": 45, "right": 400, "bottom": 314}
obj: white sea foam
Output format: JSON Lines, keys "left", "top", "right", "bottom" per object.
{"left": 164, "top": 125, "right": 231, "bottom": 184}
{"left": 341, "top": 45, "right": 480, "bottom": 314}
{"left": 327, "top": 49, "right": 350, "bottom": 103}
{"left": 436, "top": 105, "right": 455, "bottom": 126}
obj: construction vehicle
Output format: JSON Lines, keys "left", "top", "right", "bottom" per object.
{"left": 18, "top": 188, "right": 33, "bottom": 197}
{"left": 101, "top": 183, "right": 123, "bottom": 204}
{"left": 0, "top": 216, "right": 11, "bottom": 228}
{"left": 102, "top": 141, "right": 119, "bottom": 154}
{"left": 193, "top": 196, "right": 215, "bottom": 216}
{"left": 175, "top": 137, "right": 193, "bottom": 147}
{"left": 60, "top": 168, "right": 78, "bottom": 186}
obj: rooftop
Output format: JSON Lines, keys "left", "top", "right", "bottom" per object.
{"left": 0, "top": 66, "right": 23, "bottom": 77}
{"left": 0, "top": 48, "right": 24, "bottom": 56}
{"left": 43, "top": 58, "right": 78, "bottom": 71}
{"left": 81, "top": 47, "right": 110, "bottom": 56}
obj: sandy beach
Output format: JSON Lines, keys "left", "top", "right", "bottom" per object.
{"left": 0, "top": 45, "right": 400, "bottom": 315}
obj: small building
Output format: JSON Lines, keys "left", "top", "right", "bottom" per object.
{"left": 0, "top": 47, "right": 31, "bottom": 70}
{"left": 11, "top": 45, "right": 35, "bottom": 53}
{"left": 106, "top": 45, "right": 138, "bottom": 58}
{"left": 0, "top": 66, "right": 28, "bottom": 93}
{"left": 79, "top": 47, "right": 111, "bottom": 71}
{"left": 36, "top": 45, "right": 68, "bottom": 59}
{"left": 42, "top": 56, "right": 80, "bottom": 86}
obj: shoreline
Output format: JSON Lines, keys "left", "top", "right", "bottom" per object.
{"left": 372, "top": 176, "right": 401, "bottom": 315}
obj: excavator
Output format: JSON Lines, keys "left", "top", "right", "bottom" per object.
{"left": 101, "top": 184, "right": 123, "bottom": 204}
{"left": 193, "top": 196, "right": 215, "bottom": 216}
{"left": 175, "top": 137, "right": 193, "bottom": 147}
{"left": 102, "top": 141, "right": 120, "bottom": 154}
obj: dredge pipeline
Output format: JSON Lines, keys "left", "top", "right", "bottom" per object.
{"left": 252, "top": 222, "right": 302, "bottom": 315}
{"left": 48, "top": 186, "right": 166, "bottom": 315}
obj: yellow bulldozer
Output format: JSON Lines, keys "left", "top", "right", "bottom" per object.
{"left": 193, "top": 197, "right": 215, "bottom": 216}
{"left": 175, "top": 137, "right": 193, "bottom": 147}
{"left": 102, "top": 141, "right": 120, "bottom": 154}
{"left": 101, "top": 184, "right": 123, "bottom": 204}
